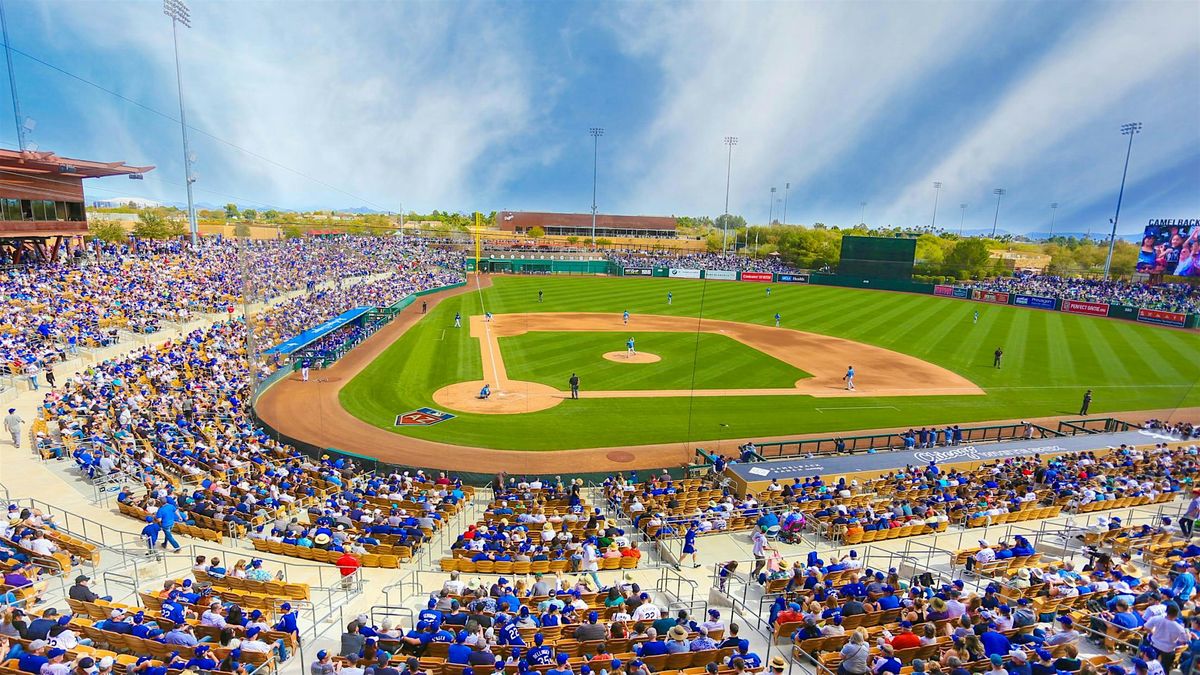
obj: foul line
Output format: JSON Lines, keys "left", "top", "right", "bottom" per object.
{"left": 474, "top": 276, "right": 503, "bottom": 386}
{"left": 816, "top": 405, "right": 901, "bottom": 412}
{"left": 438, "top": 329, "right": 446, "bottom": 341}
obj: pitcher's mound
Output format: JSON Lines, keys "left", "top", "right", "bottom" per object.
{"left": 603, "top": 351, "right": 661, "bottom": 364}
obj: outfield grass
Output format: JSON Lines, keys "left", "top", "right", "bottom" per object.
{"left": 499, "top": 331, "right": 810, "bottom": 391}
{"left": 338, "top": 275, "right": 1200, "bottom": 450}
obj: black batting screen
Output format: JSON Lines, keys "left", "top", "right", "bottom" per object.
{"left": 838, "top": 236, "right": 917, "bottom": 279}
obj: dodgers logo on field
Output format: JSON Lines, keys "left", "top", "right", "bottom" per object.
{"left": 395, "top": 407, "right": 456, "bottom": 426}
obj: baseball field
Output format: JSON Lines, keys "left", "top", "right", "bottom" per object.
{"left": 318, "top": 275, "right": 1200, "bottom": 451}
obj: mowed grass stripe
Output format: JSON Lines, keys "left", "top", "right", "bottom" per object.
{"left": 1074, "top": 317, "right": 1137, "bottom": 383}
{"left": 1094, "top": 321, "right": 1162, "bottom": 385}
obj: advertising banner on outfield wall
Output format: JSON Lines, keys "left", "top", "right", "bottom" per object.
{"left": 971, "top": 289, "right": 1010, "bottom": 304}
{"left": 739, "top": 272, "right": 773, "bottom": 283}
{"left": 777, "top": 273, "right": 810, "bottom": 283}
{"left": 1062, "top": 299, "right": 1109, "bottom": 317}
{"left": 952, "top": 287, "right": 971, "bottom": 298}
{"left": 668, "top": 267, "right": 702, "bottom": 279}
{"left": 703, "top": 269, "right": 737, "bottom": 281}
{"left": 934, "top": 285, "right": 955, "bottom": 297}
{"left": 1137, "top": 308, "right": 1188, "bottom": 327}
{"left": 1013, "top": 294, "right": 1057, "bottom": 310}
{"left": 623, "top": 267, "right": 653, "bottom": 276}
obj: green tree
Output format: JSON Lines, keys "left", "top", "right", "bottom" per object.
{"left": 166, "top": 218, "right": 187, "bottom": 238}
{"left": 566, "top": 236, "right": 579, "bottom": 245}
{"left": 942, "top": 238, "right": 992, "bottom": 278}
{"left": 527, "top": 226, "right": 545, "bottom": 240}
{"left": 242, "top": 209, "right": 257, "bottom": 221}
{"left": 88, "top": 220, "right": 128, "bottom": 243}
{"left": 262, "top": 210, "right": 280, "bottom": 221}
{"left": 132, "top": 211, "right": 174, "bottom": 239}
{"left": 595, "top": 237, "right": 612, "bottom": 248}
{"left": 282, "top": 224, "right": 304, "bottom": 239}
{"left": 234, "top": 222, "right": 251, "bottom": 238}
{"left": 224, "top": 203, "right": 240, "bottom": 219}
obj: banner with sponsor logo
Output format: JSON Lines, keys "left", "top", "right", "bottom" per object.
{"left": 933, "top": 284, "right": 955, "bottom": 297}
{"left": 623, "top": 267, "right": 653, "bottom": 276}
{"left": 1013, "top": 294, "right": 1057, "bottom": 310}
{"left": 1062, "top": 299, "right": 1109, "bottom": 317}
{"left": 1137, "top": 308, "right": 1188, "bottom": 327}
{"left": 739, "top": 271, "right": 773, "bottom": 283}
{"left": 971, "top": 289, "right": 1010, "bottom": 304}
{"left": 952, "top": 287, "right": 970, "bottom": 298}
{"left": 703, "top": 269, "right": 737, "bottom": 281}
{"left": 668, "top": 267, "right": 702, "bottom": 279}
{"left": 777, "top": 273, "right": 810, "bottom": 283}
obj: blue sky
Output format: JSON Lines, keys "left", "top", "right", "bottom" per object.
{"left": 5, "top": 0, "right": 1199, "bottom": 234}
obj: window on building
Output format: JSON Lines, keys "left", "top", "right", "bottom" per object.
{"left": 1, "top": 198, "right": 18, "bottom": 221}
{"left": 67, "top": 202, "right": 85, "bottom": 221}
{"left": 20, "top": 199, "right": 33, "bottom": 220}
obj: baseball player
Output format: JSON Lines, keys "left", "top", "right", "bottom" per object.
{"left": 973, "top": 310, "right": 979, "bottom": 324}
{"left": 454, "top": 312, "right": 462, "bottom": 328}
{"left": 627, "top": 337, "right": 636, "bottom": 356}
{"left": 301, "top": 359, "right": 310, "bottom": 382}
{"left": 667, "top": 291, "right": 673, "bottom": 305}
{"left": 766, "top": 287, "right": 772, "bottom": 296}
{"left": 774, "top": 312, "right": 781, "bottom": 327}
{"left": 993, "top": 347, "right": 1003, "bottom": 369}
{"left": 843, "top": 365, "right": 855, "bottom": 390}
{"left": 485, "top": 311, "right": 493, "bottom": 322}
{"left": 623, "top": 310, "right": 630, "bottom": 325}
{"left": 538, "top": 290, "right": 543, "bottom": 303}
{"left": 569, "top": 373, "right": 580, "bottom": 399}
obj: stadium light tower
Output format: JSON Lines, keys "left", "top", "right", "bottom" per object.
{"left": 930, "top": 181, "right": 942, "bottom": 229}
{"left": 859, "top": 201, "right": 867, "bottom": 225}
{"left": 959, "top": 203, "right": 967, "bottom": 236}
{"left": 1048, "top": 202, "right": 1059, "bottom": 238}
{"left": 782, "top": 182, "right": 790, "bottom": 225}
{"left": 989, "top": 188, "right": 1006, "bottom": 238}
{"left": 589, "top": 127, "right": 603, "bottom": 248}
{"left": 722, "top": 136, "right": 738, "bottom": 254}
{"left": 1103, "top": 122, "right": 1142, "bottom": 280}
{"left": 164, "top": 0, "right": 198, "bottom": 246}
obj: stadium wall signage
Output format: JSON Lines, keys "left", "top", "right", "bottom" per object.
{"left": 970, "top": 289, "right": 1010, "bottom": 304}
{"left": 952, "top": 288, "right": 971, "bottom": 298}
{"left": 1147, "top": 219, "right": 1200, "bottom": 227}
{"left": 1137, "top": 308, "right": 1187, "bottom": 327}
{"left": 395, "top": 407, "right": 456, "bottom": 426}
{"left": 1062, "top": 299, "right": 1110, "bottom": 317}
{"left": 933, "top": 284, "right": 955, "bottom": 297}
{"left": 623, "top": 267, "right": 654, "bottom": 276}
{"left": 1013, "top": 294, "right": 1057, "bottom": 310}
{"left": 668, "top": 267, "right": 702, "bottom": 279}
{"left": 777, "top": 273, "right": 810, "bottom": 283}
{"left": 739, "top": 271, "right": 773, "bottom": 283}
{"left": 703, "top": 269, "right": 737, "bottom": 281}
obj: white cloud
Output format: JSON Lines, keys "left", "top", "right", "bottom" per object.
{"left": 882, "top": 1, "right": 1200, "bottom": 232}
{"left": 603, "top": 2, "right": 1005, "bottom": 220}
{"left": 28, "top": 2, "right": 543, "bottom": 212}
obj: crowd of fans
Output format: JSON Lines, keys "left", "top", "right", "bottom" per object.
{"left": 605, "top": 252, "right": 795, "bottom": 274}
{"left": 964, "top": 276, "right": 1200, "bottom": 314}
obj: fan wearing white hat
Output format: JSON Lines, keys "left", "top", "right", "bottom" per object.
{"left": 966, "top": 539, "right": 995, "bottom": 573}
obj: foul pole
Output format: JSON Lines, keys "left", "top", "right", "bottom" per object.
{"left": 474, "top": 212, "right": 482, "bottom": 276}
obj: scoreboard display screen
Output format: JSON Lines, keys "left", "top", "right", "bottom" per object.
{"left": 838, "top": 236, "right": 917, "bottom": 279}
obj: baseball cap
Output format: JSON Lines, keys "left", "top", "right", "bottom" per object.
{"left": 75, "top": 575, "right": 90, "bottom": 583}
{"left": 47, "top": 648, "right": 66, "bottom": 659}
{"left": 98, "top": 657, "right": 113, "bottom": 670}
{"left": 317, "top": 650, "right": 329, "bottom": 660}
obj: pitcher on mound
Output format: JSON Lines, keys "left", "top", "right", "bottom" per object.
{"left": 627, "top": 337, "right": 636, "bottom": 357}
